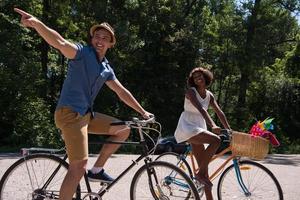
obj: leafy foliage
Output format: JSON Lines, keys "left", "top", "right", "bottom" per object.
{"left": 0, "top": 0, "right": 299, "bottom": 152}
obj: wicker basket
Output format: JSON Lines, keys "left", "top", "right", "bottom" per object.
{"left": 230, "top": 131, "right": 269, "bottom": 160}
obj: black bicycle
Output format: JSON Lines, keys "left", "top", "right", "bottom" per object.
{"left": 0, "top": 117, "right": 200, "bottom": 200}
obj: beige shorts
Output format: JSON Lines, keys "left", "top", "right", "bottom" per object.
{"left": 54, "top": 107, "right": 120, "bottom": 162}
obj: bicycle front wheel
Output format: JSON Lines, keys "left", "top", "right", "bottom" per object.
{"left": 217, "top": 160, "right": 283, "bottom": 200}
{"left": 0, "top": 153, "right": 80, "bottom": 200}
{"left": 130, "top": 160, "right": 200, "bottom": 200}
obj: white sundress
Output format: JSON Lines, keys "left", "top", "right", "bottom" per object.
{"left": 174, "top": 87, "right": 212, "bottom": 143}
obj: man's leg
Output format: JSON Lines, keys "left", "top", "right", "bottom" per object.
{"left": 87, "top": 113, "right": 130, "bottom": 179}
{"left": 59, "top": 159, "right": 87, "bottom": 200}
{"left": 54, "top": 107, "right": 90, "bottom": 199}
{"left": 93, "top": 125, "right": 130, "bottom": 167}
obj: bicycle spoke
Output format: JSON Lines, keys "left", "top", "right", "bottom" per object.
{"left": 130, "top": 161, "right": 199, "bottom": 200}
{"left": 217, "top": 160, "right": 283, "bottom": 200}
{"left": 0, "top": 154, "right": 71, "bottom": 200}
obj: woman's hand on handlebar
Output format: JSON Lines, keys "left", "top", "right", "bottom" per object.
{"left": 212, "top": 126, "right": 221, "bottom": 134}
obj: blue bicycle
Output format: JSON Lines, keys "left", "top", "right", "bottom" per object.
{"left": 156, "top": 129, "right": 283, "bottom": 200}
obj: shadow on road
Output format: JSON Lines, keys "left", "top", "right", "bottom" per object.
{"left": 262, "top": 154, "right": 300, "bottom": 166}
{"left": 0, "top": 153, "right": 21, "bottom": 160}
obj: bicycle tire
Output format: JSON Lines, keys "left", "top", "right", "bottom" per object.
{"left": 130, "top": 160, "right": 200, "bottom": 200}
{"left": 155, "top": 152, "right": 206, "bottom": 198}
{"left": 0, "top": 153, "right": 81, "bottom": 200}
{"left": 217, "top": 160, "right": 283, "bottom": 200}
{"left": 155, "top": 152, "right": 193, "bottom": 178}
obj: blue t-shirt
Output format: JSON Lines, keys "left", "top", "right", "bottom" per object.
{"left": 57, "top": 44, "right": 117, "bottom": 115}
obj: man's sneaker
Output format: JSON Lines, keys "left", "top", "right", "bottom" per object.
{"left": 87, "top": 169, "right": 114, "bottom": 183}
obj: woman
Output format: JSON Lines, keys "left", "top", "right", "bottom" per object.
{"left": 174, "top": 66, "right": 231, "bottom": 200}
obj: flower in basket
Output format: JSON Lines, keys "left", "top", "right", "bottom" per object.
{"left": 249, "top": 118, "right": 280, "bottom": 147}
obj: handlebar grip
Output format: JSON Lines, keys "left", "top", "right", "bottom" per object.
{"left": 219, "top": 129, "right": 231, "bottom": 142}
{"left": 221, "top": 129, "right": 232, "bottom": 135}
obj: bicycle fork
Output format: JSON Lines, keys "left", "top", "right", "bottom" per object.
{"left": 233, "top": 158, "right": 251, "bottom": 197}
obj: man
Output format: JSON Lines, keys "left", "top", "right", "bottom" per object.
{"left": 14, "top": 8, "right": 153, "bottom": 200}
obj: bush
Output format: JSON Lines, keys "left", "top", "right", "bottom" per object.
{"left": 12, "top": 96, "right": 62, "bottom": 149}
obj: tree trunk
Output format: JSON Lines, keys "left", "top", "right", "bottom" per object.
{"left": 40, "top": 0, "right": 51, "bottom": 99}
{"left": 236, "top": 0, "right": 261, "bottom": 127}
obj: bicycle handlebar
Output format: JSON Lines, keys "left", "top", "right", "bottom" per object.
{"left": 220, "top": 129, "right": 231, "bottom": 135}
{"left": 109, "top": 116, "right": 161, "bottom": 154}
{"left": 219, "top": 129, "right": 232, "bottom": 143}
{"left": 110, "top": 116, "right": 156, "bottom": 127}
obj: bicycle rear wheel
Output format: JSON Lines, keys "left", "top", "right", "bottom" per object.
{"left": 155, "top": 152, "right": 193, "bottom": 178}
{"left": 0, "top": 153, "right": 80, "bottom": 200}
{"left": 217, "top": 160, "right": 283, "bottom": 200}
{"left": 155, "top": 152, "right": 206, "bottom": 198}
{"left": 130, "top": 160, "right": 200, "bottom": 200}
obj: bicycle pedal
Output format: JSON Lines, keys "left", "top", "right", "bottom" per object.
{"left": 193, "top": 179, "right": 205, "bottom": 198}
{"left": 82, "top": 192, "right": 102, "bottom": 200}
{"left": 98, "top": 183, "right": 109, "bottom": 194}
{"left": 100, "top": 182, "right": 109, "bottom": 186}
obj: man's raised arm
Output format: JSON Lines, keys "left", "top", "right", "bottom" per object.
{"left": 14, "top": 8, "right": 77, "bottom": 59}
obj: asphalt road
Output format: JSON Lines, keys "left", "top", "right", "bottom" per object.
{"left": 0, "top": 153, "right": 299, "bottom": 199}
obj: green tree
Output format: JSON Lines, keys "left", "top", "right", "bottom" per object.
{"left": 0, "top": 0, "right": 299, "bottom": 153}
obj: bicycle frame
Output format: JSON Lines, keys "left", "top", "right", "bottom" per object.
{"left": 186, "top": 145, "right": 252, "bottom": 196}
{"left": 94, "top": 140, "right": 153, "bottom": 197}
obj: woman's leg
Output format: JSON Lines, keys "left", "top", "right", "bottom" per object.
{"left": 191, "top": 142, "right": 214, "bottom": 199}
{"left": 190, "top": 143, "right": 208, "bottom": 178}
{"left": 190, "top": 143, "right": 205, "bottom": 175}
{"left": 188, "top": 131, "right": 220, "bottom": 186}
